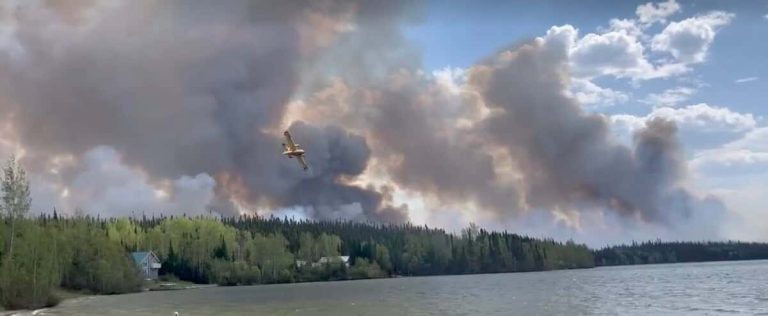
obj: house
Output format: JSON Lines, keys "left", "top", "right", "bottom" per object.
{"left": 132, "top": 251, "right": 162, "bottom": 280}
{"left": 317, "top": 256, "right": 349, "bottom": 266}
{"left": 295, "top": 256, "right": 350, "bottom": 268}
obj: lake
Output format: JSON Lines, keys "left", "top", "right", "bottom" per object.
{"left": 38, "top": 260, "right": 768, "bottom": 315}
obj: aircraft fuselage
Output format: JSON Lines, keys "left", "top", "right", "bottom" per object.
{"left": 282, "top": 149, "right": 305, "bottom": 157}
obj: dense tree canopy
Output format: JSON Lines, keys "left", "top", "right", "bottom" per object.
{"left": 0, "top": 213, "right": 596, "bottom": 310}
{"left": 594, "top": 240, "right": 768, "bottom": 266}
{"left": 4, "top": 212, "right": 768, "bottom": 311}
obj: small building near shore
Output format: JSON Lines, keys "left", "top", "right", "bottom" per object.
{"left": 295, "top": 256, "right": 350, "bottom": 268}
{"left": 317, "top": 256, "right": 350, "bottom": 267}
{"left": 132, "top": 251, "right": 162, "bottom": 280}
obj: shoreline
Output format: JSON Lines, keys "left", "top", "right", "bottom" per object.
{"left": 147, "top": 283, "right": 218, "bottom": 291}
{"left": 0, "top": 289, "right": 92, "bottom": 316}
{"left": 0, "top": 283, "right": 219, "bottom": 315}
{"left": 5, "top": 258, "right": 768, "bottom": 314}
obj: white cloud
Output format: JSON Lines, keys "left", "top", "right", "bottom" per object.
{"left": 692, "top": 149, "right": 768, "bottom": 168}
{"left": 655, "top": 104, "right": 757, "bottom": 133}
{"left": 734, "top": 77, "right": 758, "bottom": 84}
{"left": 715, "top": 184, "right": 768, "bottom": 242}
{"left": 605, "top": 18, "right": 644, "bottom": 38}
{"left": 651, "top": 11, "right": 734, "bottom": 63}
{"left": 559, "top": 23, "right": 689, "bottom": 80}
{"left": 611, "top": 103, "right": 756, "bottom": 134}
{"left": 571, "top": 27, "right": 651, "bottom": 78}
{"left": 636, "top": 0, "right": 681, "bottom": 25}
{"left": 540, "top": 24, "right": 578, "bottom": 57}
{"left": 641, "top": 86, "right": 696, "bottom": 107}
{"left": 610, "top": 114, "right": 648, "bottom": 134}
{"left": 432, "top": 67, "right": 467, "bottom": 94}
{"left": 557, "top": 2, "right": 734, "bottom": 82}
{"left": 567, "top": 78, "right": 630, "bottom": 107}
{"left": 690, "top": 127, "right": 768, "bottom": 169}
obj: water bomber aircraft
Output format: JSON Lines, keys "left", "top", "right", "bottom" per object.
{"left": 282, "top": 130, "right": 308, "bottom": 171}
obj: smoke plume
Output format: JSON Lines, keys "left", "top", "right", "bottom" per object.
{"left": 472, "top": 34, "right": 724, "bottom": 225}
{"left": 0, "top": 0, "right": 726, "bottom": 237}
{"left": 287, "top": 25, "right": 726, "bottom": 234}
{"left": 0, "top": 0, "right": 415, "bottom": 221}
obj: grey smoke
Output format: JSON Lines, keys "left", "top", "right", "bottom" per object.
{"left": 0, "top": 0, "right": 726, "bottom": 234}
{"left": 294, "top": 28, "right": 725, "bottom": 230}
{"left": 471, "top": 35, "right": 724, "bottom": 225}
{"left": 0, "top": 0, "right": 416, "bottom": 221}
{"left": 269, "top": 121, "right": 407, "bottom": 223}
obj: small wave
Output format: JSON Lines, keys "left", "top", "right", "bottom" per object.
{"left": 687, "top": 307, "right": 747, "bottom": 314}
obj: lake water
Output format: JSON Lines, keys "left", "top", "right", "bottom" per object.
{"left": 39, "top": 260, "right": 768, "bottom": 315}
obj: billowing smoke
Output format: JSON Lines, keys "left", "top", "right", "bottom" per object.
{"left": 0, "top": 0, "right": 727, "bottom": 237}
{"left": 288, "top": 25, "right": 726, "bottom": 235}
{"left": 275, "top": 122, "right": 407, "bottom": 223}
{"left": 471, "top": 33, "right": 712, "bottom": 223}
{"left": 0, "top": 0, "right": 415, "bottom": 221}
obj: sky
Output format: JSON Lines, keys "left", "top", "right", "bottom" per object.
{"left": 0, "top": 0, "right": 766, "bottom": 247}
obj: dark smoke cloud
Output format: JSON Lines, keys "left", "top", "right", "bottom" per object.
{"left": 269, "top": 121, "right": 407, "bottom": 223}
{"left": 0, "top": 0, "right": 418, "bottom": 222}
{"left": 358, "top": 76, "right": 518, "bottom": 214}
{"left": 291, "top": 28, "right": 725, "bottom": 232}
{"left": 0, "top": 0, "right": 727, "bottom": 236}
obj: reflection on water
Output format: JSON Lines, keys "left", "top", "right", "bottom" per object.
{"left": 42, "top": 260, "right": 768, "bottom": 315}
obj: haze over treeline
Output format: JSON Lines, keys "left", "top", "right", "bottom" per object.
{"left": 0, "top": 0, "right": 743, "bottom": 245}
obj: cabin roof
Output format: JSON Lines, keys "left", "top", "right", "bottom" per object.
{"left": 131, "top": 251, "right": 158, "bottom": 265}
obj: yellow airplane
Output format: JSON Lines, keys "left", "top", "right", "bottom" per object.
{"left": 282, "top": 130, "right": 308, "bottom": 171}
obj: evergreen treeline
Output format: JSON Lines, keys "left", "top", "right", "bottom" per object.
{"left": 0, "top": 214, "right": 595, "bottom": 310}
{"left": 0, "top": 154, "right": 591, "bottom": 311}
{"left": 92, "top": 214, "right": 596, "bottom": 282}
{"left": 594, "top": 240, "right": 768, "bottom": 266}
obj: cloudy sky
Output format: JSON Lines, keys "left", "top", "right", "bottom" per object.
{"left": 0, "top": 0, "right": 765, "bottom": 246}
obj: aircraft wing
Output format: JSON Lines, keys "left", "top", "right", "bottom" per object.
{"left": 297, "top": 156, "right": 309, "bottom": 171}
{"left": 284, "top": 131, "right": 297, "bottom": 150}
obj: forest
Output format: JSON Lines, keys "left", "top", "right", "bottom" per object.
{"left": 0, "top": 154, "right": 587, "bottom": 310}
{"left": 0, "top": 214, "right": 595, "bottom": 310}
{"left": 2, "top": 156, "right": 768, "bottom": 311}
{"left": 594, "top": 240, "right": 768, "bottom": 266}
